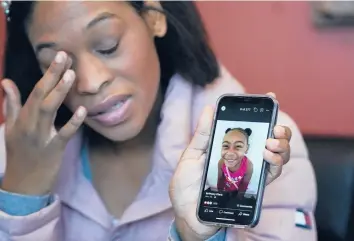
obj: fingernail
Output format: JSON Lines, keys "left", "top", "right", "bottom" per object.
{"left": 63, "top": 70, "right": 74, "bottom": 84}
{"left": 76, "top": 106, "right": 86, "bottom": 118}
{"left": 55, "top": 52, "right": 66, "bottom": 64}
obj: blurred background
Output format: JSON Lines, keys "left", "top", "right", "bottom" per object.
{"left": 197, "top": 1, "right": 354, "bottom": 137}
{"left": 1, "top": 2, "right": 354, "bottom": 241}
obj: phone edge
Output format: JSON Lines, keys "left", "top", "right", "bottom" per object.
{"left": 195, "top": 93, "right": 279, "bottom": 229}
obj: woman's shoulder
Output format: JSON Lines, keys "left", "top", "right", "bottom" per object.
{"left": 191, "top": 65, "right": 245, "bottom": 127}
{"left": 193, "top": 65, "right": 246, "bottom": 108}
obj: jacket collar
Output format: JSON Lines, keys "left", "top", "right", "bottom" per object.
{"left": 52, "top": 74, "right": 196, "bottom": 229}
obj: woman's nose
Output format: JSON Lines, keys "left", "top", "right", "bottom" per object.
{"left": 75, "top": 53, "right": 114, "bottom": 95}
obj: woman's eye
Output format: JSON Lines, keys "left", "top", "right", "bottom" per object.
{"left": 97, "top": 43, "right": 118, "bottom": 55}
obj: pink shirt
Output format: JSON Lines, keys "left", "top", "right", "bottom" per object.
{"left": 218, "top": 156, "right": 248, "bottom": 192}
{"left": 0, "top": 66, "right": 317, "bottom": 241}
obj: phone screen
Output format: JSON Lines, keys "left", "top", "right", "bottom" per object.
{"left": 197, "top": 95, "right": 277, "bottom": 226}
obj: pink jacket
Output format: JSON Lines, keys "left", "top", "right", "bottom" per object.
{"left": 0, "top": 67, "right": 317, "bottom": 241}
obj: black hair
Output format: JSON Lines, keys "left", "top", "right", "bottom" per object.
{"left": 225, "top": 128, "right": 252, "bottom": 144}
{"left": 3, "top": 1, "right": 220, "bottom": 145}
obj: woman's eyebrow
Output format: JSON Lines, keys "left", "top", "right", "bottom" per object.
{"left": 35, "top": 12, "right": 120, "bottom": 54}
{"left": 86, "top": 12, "right": 119, "bottom": 30}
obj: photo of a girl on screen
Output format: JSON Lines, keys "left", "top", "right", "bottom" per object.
{"left": 217, "top": 128, "right": 254, "bottom": 193}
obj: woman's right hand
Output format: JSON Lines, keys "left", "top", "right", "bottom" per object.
{"left": 1, "top": 52, "right": 87, "bottom": 196}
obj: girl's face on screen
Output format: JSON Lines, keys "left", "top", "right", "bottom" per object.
{"left": 221, "top": 130, "right": 248, "bottom": 168}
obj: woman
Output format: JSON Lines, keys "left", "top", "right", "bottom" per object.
{"left": 0, "top": 1, "right": 317, "bottom": 241}
{"left": 217, "top": 128, "right": 253, "bottom": 193}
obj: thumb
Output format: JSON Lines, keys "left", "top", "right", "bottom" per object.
{"left": 266, "top": 92, "right": 276, "bottom": 99}
{"left": 181, "top": 105, "right": 214, "bottom": 161}
{"left": 1, "top": 79, "right": 22, "bottom": 127}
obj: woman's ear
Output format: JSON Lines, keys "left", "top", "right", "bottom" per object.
{"left": 142, "top": 1, "right": 167, "bottom": 38}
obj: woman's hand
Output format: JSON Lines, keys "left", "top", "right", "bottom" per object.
{"left": 1, "top": 52, "right": 86, "bottom": 196}
{"left": 169, "top": 94, "right": 292, "bottom": 241}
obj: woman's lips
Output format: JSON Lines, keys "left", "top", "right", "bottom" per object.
{"left": 87, "top": 95, "right": 133, "bottom": 127}
{"left": 87, "top": 94, "right": 131, "bottom": 116}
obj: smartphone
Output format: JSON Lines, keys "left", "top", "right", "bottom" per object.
{"left": 196, "top": 94, "right": 279, "bottom": 228}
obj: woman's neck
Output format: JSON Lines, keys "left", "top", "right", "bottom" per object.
{"left": 86, "top": 92, "right": 163, "bottom": 218}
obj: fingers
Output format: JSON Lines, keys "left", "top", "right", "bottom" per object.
{"left": 53, "top": 106, "right": 87, "bottom": 147}
{"left": 27, "top": 52, "right": 70, "bottom": 107}
{"left": 263, "top": 125, "right": 292, "bottom": 180}
{"left": 38, "top": 70, "right": 76, "bottom": 138}
{"left": 269, "top": 125, "right": 292, "bottom": 164}
{"left": 181, "top": 106, "right": 214, "bottom": 161}
{"left": 265, "top": 138, "right": 289, "bottom": 154}
{"left": 42, "top": 70, "right": 75, "bottom": 110}
{"left": 263, "top": 148, "right": 283, "bottom": 183}
{"left": 264, "top": 146, "right": 284, "bottom": 166}
{"left": 273, "top": 125, "right": 292, "bottom": 141}
{"left": 1, "top": 79, "right": 22, "bottom": 126}
{"left": 64, "top": 56, "right": 73, "bottom": 70}
{"left": 266, "top": 92, "right": 276, "bottom": 99}
{"left": 266, "top": 137, "right": 290, "bottom": 163}
{"left": 262, "top": 93, "right": 292, "bottom": 183}
{"left": 263, "top": 126, "right": 291, "bottom": 182}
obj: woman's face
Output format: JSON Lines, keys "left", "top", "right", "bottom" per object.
{"left": 221, "top": 130, "right": 248, "bottom": 168}
{"left": 26, "top": 1, "right": 167, "bottom": 141}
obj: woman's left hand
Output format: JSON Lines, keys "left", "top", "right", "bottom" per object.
{"left": 169, "top": 94, "right": 292, "bottom": 241}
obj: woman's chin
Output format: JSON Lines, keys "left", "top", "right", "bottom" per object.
{"left": 99, "top": 130, "right": 140, "bottom": 142}
{"left": 84, "top": 118, "right": 144, "bottom": 142}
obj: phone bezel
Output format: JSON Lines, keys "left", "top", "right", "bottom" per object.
{"left": 196, "top": 94, "right": 279, "bottom": 229}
